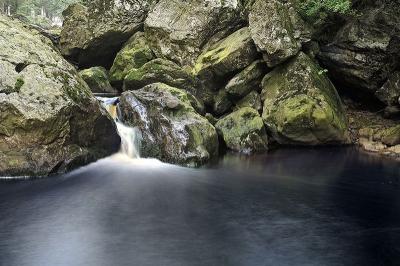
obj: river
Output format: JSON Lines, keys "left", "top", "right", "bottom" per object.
{"left": 1, "top": 147, "right": 400, "bottom": 266}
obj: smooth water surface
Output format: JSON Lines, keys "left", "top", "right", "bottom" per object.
{"left": 1, "top": 148, "right": 400, "bottom": 266}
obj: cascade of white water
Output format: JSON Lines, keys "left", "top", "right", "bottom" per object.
{"left": 97, "top": 96, "right": 141, "bottom": 158}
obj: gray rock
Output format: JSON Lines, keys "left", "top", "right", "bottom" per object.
{"left": 375, "top": 72, "right": 400, "bottom": 106}
{"left": 249, "top": 0, "right": 312, "bottom": 67}
{"left": 0, "top": 15, "right": 120, "bottom": 177}
{"left": 144, "top": 0, "right": 246, "bottom": 67}
{"left": 261, "top": 52, "right": 350, "bottom": 145}
{"left": 215, "top": 107, "right": 268, "bottom": 153}
{"left": 59, "top": 0, "right": 155, "bottom": 68}
{"left": 118, "top": 83, "right": 218, "bottom": 167}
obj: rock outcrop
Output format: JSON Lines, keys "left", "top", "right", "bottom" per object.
{"left": 118, "top": 83, "right": 218, "bottom": 166}
{"left": 59, "top": 0, "right": 155, "bottom": 68}
{"left": 0, "top": 15, "right": 120, "bottom": 177}
{"left": 144, "top": 0, "right": 246, "bottom": 67}
{"left": 216, "top": 107, "right": 268, "bottom": 153}
{"left": 261, "top": 52, "right": 350, "bottom": 145}
{"left": 318, "top": 2, "right": 400, "bottom": 95}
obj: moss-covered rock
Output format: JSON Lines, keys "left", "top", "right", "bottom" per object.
{"left": 213, "top": 88, "right": 233, "bottom": 116}
{"left": 118, "top": 82, "right": 218, "bottom": 167}
{"left": 249, "top": 0, "right": 312, "bottom": 67}
{"left": 109, "top": 32, "right": 154, "bottom": 87}
{"left": 0, "top": 14, "right": 120, "bottom": 177}
{"left": 261, "top": 52, "right": 350, "bottom": 145}
{"left": 381, "top": 125, "right": 400, "bottom": 146}
{"left": 215, "top": 107, "right": 268, "bottom": 153}
{"left": 225, "top": 60, "right": 268, "bottom": 99}
{"left": 123, "top": 58, "right": 201, "bottom": 94}
{"left": 79, "top": 66, "right": 115, "bottom": 93}
{"left": 234, "top": 91, "right": 262, "bottom": 113}
{"left": 192, "top": 27, "right": 258, "bottom": 91}
{"left": 144, "top": 0, "right": 246, "bottom": 67}
{"left": 59, "top": 0, "right": 155, "bottom": 68}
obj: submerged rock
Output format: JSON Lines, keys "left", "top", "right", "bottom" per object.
{"left": 215, "top": 107, "right": 268, "bottom": 153}
{"left": 249, "top": 0, "right": 312, "bottom": 67}
{"left": 144, "top": 0, "right": 246, "bottom": 67}
{"left": 59, "top": 0, "right": 155, "bottom": 68}
{"left": 0, "top": 15, "right": 120, "bottom": 177}
{"left": 79, "top": 66, "right": 116, "bottom": 93}
{"left": 261, "top": 52, "right": 350, "bottom": 145}
{"left": 118, "top": 83, "right": 218, "bottom": 167}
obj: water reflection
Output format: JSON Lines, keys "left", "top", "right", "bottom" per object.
{"left": 1, "top": 148, "right": 400, "bottom": 266}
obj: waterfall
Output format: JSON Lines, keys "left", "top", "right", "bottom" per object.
{"left": 97, "top": 96, "right": 141, "bottom": 158}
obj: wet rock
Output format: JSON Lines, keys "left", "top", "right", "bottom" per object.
{"left": 215, "top": 107, "right": 268, "bottom": 153}
{"left": 261, "top": 52, "right": 350, "bottom": 145}
{"left": 144, "top": 0, "right": 246, "bottom": 67}
{"left": 248, "top": 0, "right": 312, "bottom": 67}
{"left": 318, "top": 2, "right": 400, "bottom": 94}
{"left": 59, "top": 0, "right": 155, "bottom": 68}
{"left": 0, "top": 15, "right": 120, "bottom": 177}
{"left": 225, "top": 60, "right": 268, "bottom": 99}
{"left": 79, "top": 66, "right": 116, "bottom": 93}
{"left": 109, "top": 32, "right": 154, "bottom": 87}
{"left": 192, "top": 27, "right": 258, "bottom": 91}
{"left": 118, "top": 83, "right": 218, "bottom": 167}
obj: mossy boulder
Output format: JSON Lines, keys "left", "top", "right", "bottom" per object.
{"left": 192, "top": 27, "right": 258, "bottom": 91}
{"left": 225, "top": 60, "right": 268, "bottom": 99}
{"left": 59, "top": 0, "right": 155, "bottom": 68}
{"left": 381, "top": 125, "right": 400, "bottom": 146}
{"left": 215, "top": 107, "right": 268, "bottom": 153}
{"left": 213, "top": 88, "right": 233, "bottom": 116}
{"left": 0, "top": 14, "right": 120, "bottom": 177}
{"left": 123, "top": 58, "right": 200, "bottom": 94}
{"left": 234, "top": 91, "right": 262, "bottom": 113}
{"left": 144, "top": 0, "right": 246, "bottom": 67}
{"left": 118, "top": 83, "right": 218, "bottom": 167}
{"left": 79, "top": 66, "right": 115, "bottom": 93}
{"left": 109, "top": 32, "right": 154, "bottom": 87}
{"left": 248, "top": 0, "right": 312, "bottom": 67}
{"left": 261, "top": 52, "right": 350, "bottom": 145}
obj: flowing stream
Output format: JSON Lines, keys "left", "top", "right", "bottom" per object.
{"left": 0, "top": 99, "right": 400, "bottom": 265}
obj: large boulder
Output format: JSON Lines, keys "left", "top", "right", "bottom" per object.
{"left": 59, "top": 0, "right": 155, "bottom": 68}
{"left": 215, "top": 107, "right": 268, "bottom": 153}
{"left": 318, "top": 2, "right": 400, "bottom": 95}
{"left": 109, "top": 31, "right": 154, "bottom": 87}
{"left": 144, "top": 0, "right": 246, "bottom": 68}
{"left": 248, "top": 0, "right": 312, "bottom": 67}
{"left": 118, "top": 83, "right": 219, "bottom": 166}
{"left": 79, "top": 66, "right": 116, "bottom": 93}
{"left": 261, "top": 52, "right": 350, "bottom": 145}
{"left": 192, "top": 27, "right": 258, "bottom": 91}
{"left": 0, "top": 15, "right": 120, "bottom": 177}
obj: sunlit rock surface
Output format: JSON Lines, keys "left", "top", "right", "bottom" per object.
{"left": 118, "top": 83, "right": 218, "bottom": 167}
{"left": 261, "top": 52, "right": 350, "bottom": 145}
{"left": 0, "top": 15, "right": 120, "bottom": 177}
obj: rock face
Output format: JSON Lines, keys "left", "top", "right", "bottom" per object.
{"left": 318, "top": 2, "right": 400, "bottom": 95}
{"left": 144, "top": 0, "right": 246, "bottom": 67}
{"left": 249, "top": 0, "right": 312, "bottom": 67}
{"left": 59, "top": 0, "right": 154, "bottom": 68}
{"left": 215, "top": 107, "right": 268, "bottom": 153}
{"left": 0, "top": 15, "right": 120, "bottom": 177}
{"left": 192, "top": 27, "right": 258, "bottom": 91}
{"left": 79, "top": 66, "right": 115, "bottom": 93}
{"left": 118, "top": 83, "right": 218, "bottom": 166}
{"left": 109, "top": 31, "right": 154, "bottom": 87}
{"left": 261, "top": 52, "right": 350, "bottom": 145}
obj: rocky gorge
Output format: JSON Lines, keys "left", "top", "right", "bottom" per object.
{"left": 1, "top": 0, "right": 400, "bottom": 177}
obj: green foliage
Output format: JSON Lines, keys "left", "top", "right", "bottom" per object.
{"left": 14, "top": 76, "right": 25, "bottom": 91}
{"left": 299, "top": 0, "right": 356, "bottom": 26}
